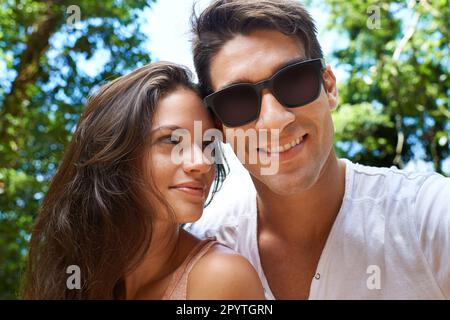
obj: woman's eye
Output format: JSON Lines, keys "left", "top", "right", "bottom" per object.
{"left": 159, "top": 135, "right": 180, "bottom": 144}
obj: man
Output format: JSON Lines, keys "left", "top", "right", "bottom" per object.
{"left": 186, "top": 0, "right": 450, "bottom": 299}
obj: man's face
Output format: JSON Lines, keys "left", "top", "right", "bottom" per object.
{"left": 209, "top": 29, "right": 338, "bottom": 195}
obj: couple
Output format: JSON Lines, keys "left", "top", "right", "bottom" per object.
{"left": 24, "top": 0, "right": 450, "bottom": 300}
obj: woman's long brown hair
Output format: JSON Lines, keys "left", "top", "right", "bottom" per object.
{"left": 22, "top": 62, "right": 227, "bottom": 299}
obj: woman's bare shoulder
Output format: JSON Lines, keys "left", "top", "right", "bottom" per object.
{"left": 187, "top": 243, "right": 265, "bottom": 300}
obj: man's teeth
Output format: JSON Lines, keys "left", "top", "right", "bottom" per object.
{"left": 264, "top": 136, "right": 303, "bottom": 153}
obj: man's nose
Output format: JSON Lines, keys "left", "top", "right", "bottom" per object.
{"left": 255, "top": 90, "right": 295, "bottom": 131}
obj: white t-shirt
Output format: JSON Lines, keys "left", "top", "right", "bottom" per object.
{"left": 185, "top": 159, "right": 450, "bottom": 299}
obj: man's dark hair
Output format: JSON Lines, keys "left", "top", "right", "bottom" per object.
{"left": 191, "top": 0, "right": 324, "bottom": 96}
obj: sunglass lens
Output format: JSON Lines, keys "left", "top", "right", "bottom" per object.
{"left": 211, "top": 85, "right": 259, "bottom": 127}
{"left": 273, "top": 63, "right": 320, "bottom": 107}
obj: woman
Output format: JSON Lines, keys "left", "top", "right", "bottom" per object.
{"left": 23, "top": 62, "right": 265, "bottom": 299}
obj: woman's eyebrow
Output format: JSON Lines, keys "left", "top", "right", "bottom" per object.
{"left": 150, "top": 125, "right": 183, "bottom": 134}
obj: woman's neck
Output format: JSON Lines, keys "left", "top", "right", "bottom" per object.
{"left": 125, "top": 223, "right": 183, "bottom": 299}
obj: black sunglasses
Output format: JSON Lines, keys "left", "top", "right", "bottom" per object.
{"left": 204, "top": 58, "right": 326, "bottom": 127}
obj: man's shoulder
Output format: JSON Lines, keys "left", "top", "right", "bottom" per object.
{"left": 343, "top": 159, "right": 449, "bottom": 243}
{"left": 336, "top": 160, "right": 450, "bottom": 298}
{"left": 344, "top": 159, "right": 444, "bottom": 202}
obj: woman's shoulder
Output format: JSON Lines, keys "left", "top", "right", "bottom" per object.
{"left": 186, "top": 241, "right": 265, "bottom": 299}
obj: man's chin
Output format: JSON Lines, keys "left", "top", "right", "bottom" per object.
{"left": 251, "top": 171, "right": 317, "bottom": 196}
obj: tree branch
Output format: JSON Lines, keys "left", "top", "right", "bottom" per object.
{"left": 0, "top": 6, "right": 63, "bottom": 168}
{"left": 2, "top": 12, "right": 61, "bottom": 118}
{"left": 391, "top": 1, "right": 421, "bottom": 168}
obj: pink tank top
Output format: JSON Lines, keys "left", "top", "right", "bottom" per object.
{"left": 162, "top": 238, "right": 218, "bottom": 300}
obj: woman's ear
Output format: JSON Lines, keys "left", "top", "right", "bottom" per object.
{"left": 323, "top": 65, "right": 338, "bottom": 110}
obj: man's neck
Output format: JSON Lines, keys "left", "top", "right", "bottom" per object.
{"left": 253, "top": 153, "right": 346, "bottom": 244}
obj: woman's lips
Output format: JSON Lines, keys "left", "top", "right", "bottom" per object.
{"left": 170, "top": 182, "right": 206, "bottom": 199}
{"left": 171, "top": 186, "right": 205, "bottom": 197}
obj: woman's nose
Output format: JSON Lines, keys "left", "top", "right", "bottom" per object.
{"left": 182, "top": 143, "right": 212, "bottom": 174}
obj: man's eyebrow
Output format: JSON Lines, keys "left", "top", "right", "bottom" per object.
{"left": 150, "top": 125, "right": 182, "bottom": 134}
{"left": 275, "top": 56, "right": 307, "bottom": 71}
{"left": 219, "top": 77, "right": 253, "bottom": 90}
{"left": 218, "top": 56, "right": 307, "bottom": 90}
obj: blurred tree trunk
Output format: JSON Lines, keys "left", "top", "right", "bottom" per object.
{"left": 1, "top": 6, "right": 62, "bottom": 169}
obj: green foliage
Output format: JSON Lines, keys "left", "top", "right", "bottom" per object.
{"left": 0, "top": 0, "right": 154, "bottom": 299}
{"left": 333, "top": 102, "right": 396, "bottom": 165}
{"left": 323, "top": 0, "right": 449, "bottom": 172}
{"left": 1, "top": 0, "right": 449, "bottom": 300}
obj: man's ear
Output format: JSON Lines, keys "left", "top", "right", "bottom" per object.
{"left": 323, "top": 65, "right": 338, "bottom": 110}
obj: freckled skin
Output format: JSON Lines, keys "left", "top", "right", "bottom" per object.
{"left": 146, "top": 88, "right": 215, "bottom": 224}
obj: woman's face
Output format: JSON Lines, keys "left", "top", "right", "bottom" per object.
{"left": 146, "top": 87, "right": 216, "bottom": 224}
